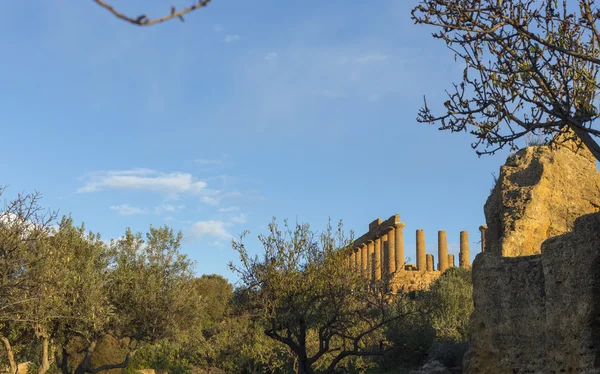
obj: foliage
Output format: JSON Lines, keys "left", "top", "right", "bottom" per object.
{"left": 193, "top": 274, "right": 233, "bottom": 331}
{"left": 0, "top": 188, "right": 205, "bottom": 374}
{"left": 382, "top": 301, "right": 435, "bottom": 370}
{"left": 425, "top": 268, "right": 473, "bottom": 343}
{"left": 381, "top": 268, "right": 473, "bottom": 371}
{"left": 412, "top": 0, "right": 600, "bottom": 161}
{"left": 230, "top": 218, "right": 408, "bottom": 374}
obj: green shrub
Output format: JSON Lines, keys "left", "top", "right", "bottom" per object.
{"left": 425, "top": 267, "right": 473, "bottom": 343}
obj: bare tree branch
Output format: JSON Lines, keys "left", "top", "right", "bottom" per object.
{"left": 92, "top": 0, "right": 212, "bottom": 26}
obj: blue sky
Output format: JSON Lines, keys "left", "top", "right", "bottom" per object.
{"left": 0, "top": 0, "right": 515, "bottom": 281}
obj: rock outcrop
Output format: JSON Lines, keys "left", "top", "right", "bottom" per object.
{"left": 484, "top": 141, "right": 600, "bottom": 257}
{"left": 464, "top": 212, "right": 600, "bottom": 373}
{"left": 465, "top": 139, "right": 600, "bottom": 373}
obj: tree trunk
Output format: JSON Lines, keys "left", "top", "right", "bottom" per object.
{"left": 569, "top": 124, "right": 600, "bottom": 162}
{"left": 74, "top": 340, "right": 97, "bottom": 374}
{"left": 54, "top": 347, "right": 69, "bottom": 374}
{"left": 36, "top": 336, "right": 50, "bottom": 374}
{"left": 0, "top": 336, "right": 17, "bottom": 374}
{"left": 297, "top": 357, "right": 314, "bottom": 374}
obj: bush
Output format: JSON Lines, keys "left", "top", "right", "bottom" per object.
{"left": 425, "top": 267, "right": 473, "bottom": 343}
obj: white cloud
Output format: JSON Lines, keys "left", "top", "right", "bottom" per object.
{"left": 190, "top": 220, "right": 231, "bottom": 239}
{"left": 77, "top": 169, "right": 207, "bottom": 197}
{"left": 355, "top": 54, "right": 388, "bottom": 64}
{"left": 212, "top": 241, "right": 225, "bottom": 247}
{"left": 110, "top": 204, "right": 147, "bottom": 216}
{"left": 229, "top": 213, "right": 247, "bottom": 224}
{"left": 219, "top": 206, "right": 240, "bottom": 213}
{"left": 213, "top": 24, "right": 223, "bottom": 33}
{"left": 224, "top": 34, "right": 240, "bottom": 43}
{"left": 155, "top": 204, "right": 185, "bottom": 214}
{"left": 200, "top": 196, "right": 220, "bottom": 206}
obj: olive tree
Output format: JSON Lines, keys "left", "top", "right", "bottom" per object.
{"left": 0, "top": 188, "right": 56, "bottom": 374}
{"left": 230, "top": 219, "right": 409, "bottom": 374}
{"left": 412, "top": 0, "right": 600, "bottom": 161}
{"left": 68, "top": 226, "right": 203, "bottom": 374}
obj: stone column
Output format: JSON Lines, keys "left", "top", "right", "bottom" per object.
{"left": 349, "top": 251, "right": 355, "bottom": 270}
{"left": 381, "top": 234, "right": 389, "bottom": 277}
{"left": 438, "top": 230, "right": 449, "bottom": 272}
{"left": 416, "top": 229, "right": 426, "bottom": 271}
{"left": 426, "top": 254, "right": 434, "bottom": 272}
{"left": 459, "top": 231, "right": 470, "bottom": 268}
{"left": 361, "top": 244, "right": 368, "bottom": 277}
{"left": 367, "top": 240, "right": 374, "bottom": 280}
{"left": 387, "top": 227, "right": 396, "bottom": 274}
{"left": 479, "top": 225, "right": 487, "bottom": 252}
{"left": 395, "top": 223, "right": 405, "bottom": 271}
{"left": 354, "top": 249, "right": 360, "bottom": 270}
{"left": 374, "top": 236, "right": 382, "bottom": 280}
{"left": 448, "top": 254, "right": 455, "bottom": 267}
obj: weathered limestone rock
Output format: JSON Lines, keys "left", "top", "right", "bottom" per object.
{"left": 438, "top": 230, "right": 449, "bottom": 272}
{"left": 390, "top": 268, "right": 441, "bottom": 293}
{"left": 464, "top": 213, "right": 600, "bottom": 373}
{"left": 484, "top": 142, "right": 600, "bottom": 257}
{"left": 541, "top": 212, "right": 600, "bottom": 372}
{"left": 416, "top": 229, "right": 426, "bottom": 271}
{"left": 459, "top": 231, "right": 470, "bottom": 267}
{"left": 465, "top": 139, "right": 600, "bottom": 373}
{"left": 478, "top": 225, "right": 487, "bottom": 252}
{"left": 137, "top": 370, "right": 156, "bottom": 374}
{"left": 463, "top": 253, "right": 546, "bottom": 373}
{"left": 409, "top": 360, "right": 452, "bottom": 374}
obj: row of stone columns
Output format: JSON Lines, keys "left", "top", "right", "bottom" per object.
{"left": 415, "top": 229, "right": 471, "bottom": 272}
{"left": 349, "top": 222, "right": 406, "bottom": 281}
{"left": 350, "top": 228, "right": 472, "bottom": 276}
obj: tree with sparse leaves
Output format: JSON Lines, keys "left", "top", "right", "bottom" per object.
{"left": 230, "top": 219, "right": 410, "bottom": 374}
{"left": 412, "top": 0, "right": 600, "bottom": 161}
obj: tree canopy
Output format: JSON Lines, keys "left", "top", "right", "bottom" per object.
{"left": 230, "top": 219, "right": 409, "bottom": 374}
{"left": 412, "top": 0, "right": 600, "bottom": 161}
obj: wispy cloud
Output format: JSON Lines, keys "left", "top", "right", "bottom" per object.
{"left": 110, "top": 204, "right": 147, "bottom": 216}
{"left": 213, "top": 24, "right": 223, "bottom": 33}
{"left": 109, "top": 203, "right": 185, "bottom": 216}
{"left": 219, "top": 206, "right": 240, "bottom": 213}
{"left": 77, "top": 169, "right": 207, "bottom": 197}
{"left": 224, "top": 34, "right": 240, "bottom": 43}
{"left": 229, "top": 213, "right": 247, "bottom": 224}
{"left": 190, "top": 220, "right": 232, "bottom": 239}
{"left": 154, "top": 204, "right": 185, "bottom": 214}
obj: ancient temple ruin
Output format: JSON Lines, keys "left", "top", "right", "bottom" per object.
{"left": 348, "top": 213, "right": 475, "bottom": 293}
